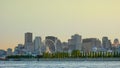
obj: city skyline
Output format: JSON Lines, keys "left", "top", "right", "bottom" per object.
{"left": 1, "top": 0, "right": 120, "bottom": 50}
{"left": 1, "top": 32, "right": 120, "bottom": 51}
{"left": 0, "top": 32, "right": 120, "bottom": 58}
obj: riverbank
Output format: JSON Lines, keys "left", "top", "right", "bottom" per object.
{"left": 6, "top": 58, "right": 120, "bottom": 61}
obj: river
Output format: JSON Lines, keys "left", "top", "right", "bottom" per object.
{"left": 0, "top": 61, "right": 120, "bottom": 68}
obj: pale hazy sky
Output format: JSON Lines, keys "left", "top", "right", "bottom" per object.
{"left": 0, "top": 0, "right": 120, "bottom": 50}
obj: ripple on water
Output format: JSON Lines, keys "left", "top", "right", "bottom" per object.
{"left": 0, "top": 61, "right": 120, "bottom": 68}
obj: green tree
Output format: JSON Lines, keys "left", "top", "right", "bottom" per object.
{"left": 71, "top": 50, "right": 80, "bottom": 58}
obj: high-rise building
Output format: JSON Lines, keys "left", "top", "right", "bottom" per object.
{"left": 0, "top": 50, "right": 6, "bottom": 57}
{"left": 102, "top": 37, "right": 112, "bottom": 50}
{"left": 14, "top": 44, "right": 25, "bottom": 55}
{"left": 113, "top": 38, "right": 119, "bottom": 47}
{"left": 108, "top": 40, "right": 112, "bottom": 49}
{"left": 68, "top": 39, "right": 75, "bottom": 51}
{"left": 68, "top": 34, "right": 82, "bottom": 51}
{"left": 62, "top": 42, "right": 69, "bottom": 52}
{"left": 34, "top": 36, "right": 42, "bottom": 55}
{"left": 56, "top": 39, "right": 62, "bottom": 52}
{"left": 82, "top": 38, "right": 101, "bottom": 53}
{"left": 25, "top": 32, "right": 32, "bottom": 44}
{"left": 24, "top": 32, "right": 34, "bottom": 54}
{"left": 45, "top": 36, "right": 58, "bottom": 53}
{"left": 7, "top": 48, "right": 12, "bottom": 56}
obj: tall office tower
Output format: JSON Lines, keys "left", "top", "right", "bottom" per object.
{"left": 82, "top": 38, "right": 101, "bottom": 53}
{"left": 34, "top": 36, "right": 42, "bottom": 55}
{"left": 24, "top": 32, "right": 34, "bottom": 54}
{"left": 68, "top": 34, "right": 82, "bottom": 51}
{"left": 41, "top": 42, "right": 46, "bottom": 54}
{"left": 62, "top": 42, "right": 69, "bottom": 52}
{"left": 56, "top": 39, "right": 62, "bottom": 52}
{"left": 102, "top": 37, "right": 112, "bottom": 50}
{"left": 25, "top": 32, "right": 32, "bottom": 44}
{"left": 45, "top": 36, "right": 58, "bottom": 53}
{"left": 113, "top": 38, "right": 119, "bottom": 47}
{"left": 7, "top": 48, "right": 12, "bottom": 56}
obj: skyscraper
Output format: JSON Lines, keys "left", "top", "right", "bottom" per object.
{"left": 62, "top": 42, "right": 69, "bottom": 52}
{"left": 25, "top": 32, "right": 32, "bottom": 44}
{"left": 34, "top": 36, "right": 42, "bottom": 55}
{"left": 24, "top": 32, "right": 34, "bottom": 54}
{"left": 68, "top": 34, "right": 82, "bottom": 51}
{"left": 56, "top": 39, "right": 62, "bottom": 52}
{"left": 102, "top": 37, "right": 112, "bottom": 50}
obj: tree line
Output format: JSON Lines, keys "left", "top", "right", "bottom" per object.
{"left": 6, "top": 50, "right": 120, "bottom": 59}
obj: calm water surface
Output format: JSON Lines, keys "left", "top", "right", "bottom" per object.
{"left": 0, "top": 61, "right": 120, "bottom": 68}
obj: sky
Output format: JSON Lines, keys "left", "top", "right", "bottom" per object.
{"left": 0, "top": 0, "right": 120, "bottom": 50}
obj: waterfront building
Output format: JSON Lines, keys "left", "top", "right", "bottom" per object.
{"left": 7, "top": 48, "right": 12, "bottom": 56}
{"left": 62, "top": 42, "right": 69, "bottom": 52}
{"left": 56, "top": 39, "right": 62, "bottom": 52}
{"left": 68, "top": 39, "right": 74, "bottom": 51}
{"left": 41, "top": 42, "right": 47, "bottom": 54}
{"left": 113, "top": 38, "right": 119, "bottom": 48}
{"left": 14, "top": 44, "right": 25, "bottom": 55}
{"left": 0, "top": 50, "right": 6, "bottom": 57}
{"left": 34, "top": 36, "right": 42, "bottom": 55}
{"left": 25, "top": 32, "right": 32, "bottom": 43}
{"left": 112, "top": 39, "right": 120, "bottom": 52}
{"left": 45, "top": 36, "right": 58, "bottom": 53}
{"left": 102, "top": 37, "right": 112, "bottom": 50}
{"left": 24, "top": 32, "right": 34, "bottom": 54}
{"left": 68, "top": 34, "right": 82, "bottom": 52}
{"left": 82, "top": 38, "right": 101, "bottom": 53}
{"left": 116, "top": 46, "right": 120, "bottom": 53}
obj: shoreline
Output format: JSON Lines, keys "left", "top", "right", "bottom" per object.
{"left": 6, "top": 58, "right": 120, "bottom": 61}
